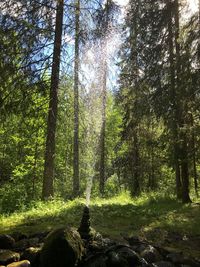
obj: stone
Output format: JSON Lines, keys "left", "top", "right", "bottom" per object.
{"left": 140, "top": 245, "right": 162, "bottom": 263}
{"left": 78, "top": 206, "right": 92, "bottom": 240}
{"left": 14, "top": 238, "right": 39, "bottom": 251}
{"left": 152, "top": 261, "right": 175, "bottom": 267}
{"left": 166, "top": 252, "right": 183, "bottom": 264}
{"left": 0, "top": 235, "right": 15, "bottom": 250}
{"left": 28, "top": 231, "right": 49, "bottom": 242}
{"left": 10, "top": 233, "right": 28, "bottom": 242}
{"left": 80, "top": 253, "right": 107, "bottom": 267}
{"left": 106, "top": 245, "right": 141, "bottom": 267}
{"left": 21, "top": 247, "right": 41, "bottom": 266}
{"left": 139, "top": 258, "right": 149, "bottom": 267}
{"left": 125, "top": 236, "right": 141, "bottom": 246}
{"left": 0, "top": 250, "right": 20, "bottom": 265}
{"left": 40, "top": 227, "right": 85, "bottom": 267}
{"left": 106, "top": 251, "right": 128, "bottom": 267}
{"left": 7, "top": 260, "right": 30, "bottom": 267}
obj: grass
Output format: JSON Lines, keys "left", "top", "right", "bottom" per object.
{"left": 0, "top": 192, "right": 199, "bottom": 236}
{"left": 0, "top": 192, "right": 200, "bottom": 258}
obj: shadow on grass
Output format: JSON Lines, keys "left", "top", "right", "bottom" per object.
{"left": 1, "top": 197, "right": 200, "bottom": 239}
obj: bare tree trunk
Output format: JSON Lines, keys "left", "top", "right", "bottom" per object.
{"left": 42, "top": 0, "right": 64, "bottom": 200}
{"left": 180, "top": 137, "right": 191, "bottom": 203}
{"left": 168, "top": 1, "right": 182, "bottom": 200}
{"left": 190, "top": 114, "right": 198, "bottom": 197}
{"left": 132, "top": 133, "right": 140, "bottom": 196}
{"left": 73, "top": 0, "right": 80, "bottom": 197}
{"left": 99, "top": 0, "right": 111, "bottom": 196}
{"left": 174, "top": 0, "right": 191, "bottom": 203}
{"left": 192, "top": 134, "right": 199, "bottom": 197}
{"left": 198, "top": 0, "right": 200, "bottom": 60}
{"left": 32, "top": 138, "right": 38, "bottom": 199}
{"left": 99, "top": 48, "right": 107, "bottom": 196}
{"left": 129, "top": 1, "right": 140, "bottom": 197}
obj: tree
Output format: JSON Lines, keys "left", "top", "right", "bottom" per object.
{"left": 42, "top": 0, "right": 64, "bottom": 200}
{"left": 73, "top": 0, "right": 81, "bottom": 197}
{"left": 118, "top": 0, "right": 143, "bottom": 196}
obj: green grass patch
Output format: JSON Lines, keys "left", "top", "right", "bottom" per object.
{"left": 0, "top": 192, "right": 199, "bottom": 240}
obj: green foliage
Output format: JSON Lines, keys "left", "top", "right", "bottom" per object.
{"left": 0, "top": 88, "right": 48, "bottom": 212}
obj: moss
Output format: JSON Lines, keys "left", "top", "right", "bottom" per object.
{"left": 40, "top": 227, "right": 84, "bottom": 267}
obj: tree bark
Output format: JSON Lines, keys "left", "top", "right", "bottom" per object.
{"left": 174, "top": 0, "right": 191, "bottom": 203}
{"left": 73, "top": 0, "right": 80, "bottom": 197}
{"left": 42, "top": 0, "right": 64, "bottom": 200}
{"left": 129, "top": 1, "right": 140, "bottom": 197}
{"left": 191, "top": 116, "right": 198, "bottom": 197}
{"left": 168, "top": 1, "right": 182, "bottom": 200}
{"left": 99, "top": 49, "right": 107, "bottom": 196}
{"left": 132, "top": 134, "right": 140, "bottom": 196}
{"left": 180, "top": 137, "right": 191, "bottom": 203}
{"left": 99, "top": 0, "right": 111, "bottom": 196}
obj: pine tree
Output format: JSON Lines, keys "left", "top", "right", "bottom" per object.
{"left": 42, "top": 0, "right": 64, "bottom": 200}
{"left": 73, "top": 0, "right": 81, "bottom": 197}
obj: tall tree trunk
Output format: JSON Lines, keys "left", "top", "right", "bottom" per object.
{"left": 168, "top": 1, "right": 182, "bottom": 199}
{"left": 174, "top": 0, "right": 191, "bottom": 203}
{"left": 99, "top": 0, "right": 111, "bottom": 196}
{"left": 129, "top": 1, "right": 140, "bottom": 196}
{"left": 148, "top": 121, "right": 156, "bottom": 191}
{"left": 180, "top": 137, "right": 191, "bottom": 203}
{"left": 132, "top": 133, "right": 140, "bottom": 196}
{"left": 73, "top": 0, "right": 80, "bottom": 197}
{"left": 32, "top": 137, "right": 38, "bottom": 199}
{"left": 99, "top": 58, "right": 107, "bottom": 196}
{"left": 42, "top": 0, "right": 64, "bottom": 200}
{"left": 198, "top": 0, "right": 200, "bottom": 61}
{"left": 190, "top": 115, "right": 198, "bottom": 197}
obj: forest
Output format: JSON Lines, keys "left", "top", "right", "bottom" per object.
{"left": 0, "top": 0, "right": 200, "bottom": 267}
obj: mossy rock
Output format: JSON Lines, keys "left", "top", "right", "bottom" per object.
{"left": 0, "top": 249, "right": 20, "bottom": 265}
{"left": 40, "top": 227, "right": 84, "bottom": 267}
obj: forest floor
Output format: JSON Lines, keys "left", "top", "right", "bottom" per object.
{"left": 0, "top": 193, "right": 200, "bottom": 260}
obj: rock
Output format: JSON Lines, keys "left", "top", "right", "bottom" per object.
{"left": 152, "top": 261, "right": 175, "bottom": 267}
{"left": 0, "top": 235, "right": 15, "bottom": 250}
{"left": 103, "top": 238, "right": 116, "bottom": 247}
{"left": 106, "top": 245, "right": 141, "bottom": 267}
{"left": 21, "top": 247, "right": 41, "bottom": 266}
{"left": 167, "top": 252, "right": 183, "bottom": 264}
{"left": 137, "top": 244, "right": 148, "bottom": 254}
{"left": 14, "top": 238, "right": 39, "bottom": 251}
{"left": 7, "top": 260, "right": 31, "bottom": 267}
{"left": 139, "top": 258, "right": 149, "bottom": 267}
{"left": 11, "top": 233, "right": 28, "bottom": 242}
{"left": 40, "top": 227, "right": 84, "bottom": 267}
{"left": 125, "top": 236, "right": 141, "bottom": 246}
{"left": 28, "top": 231, "right": 49, "bottom": 242}
{"left": 106, "top": 251, "right": 128, "bottom": 267}
{"left": 78, "top": 206, "right": 93, "bottom": 241}
{"left": 0, "top": 250, "right": 20, "bottom": 265}
{"left": 140, "top": 245, "right": 162, "bottom": 263}
{"left": 80, "top": 253, "right": 107, "bottom": 267}
{"left": 89, "top": 238, "right": 117, "bottom": 253}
